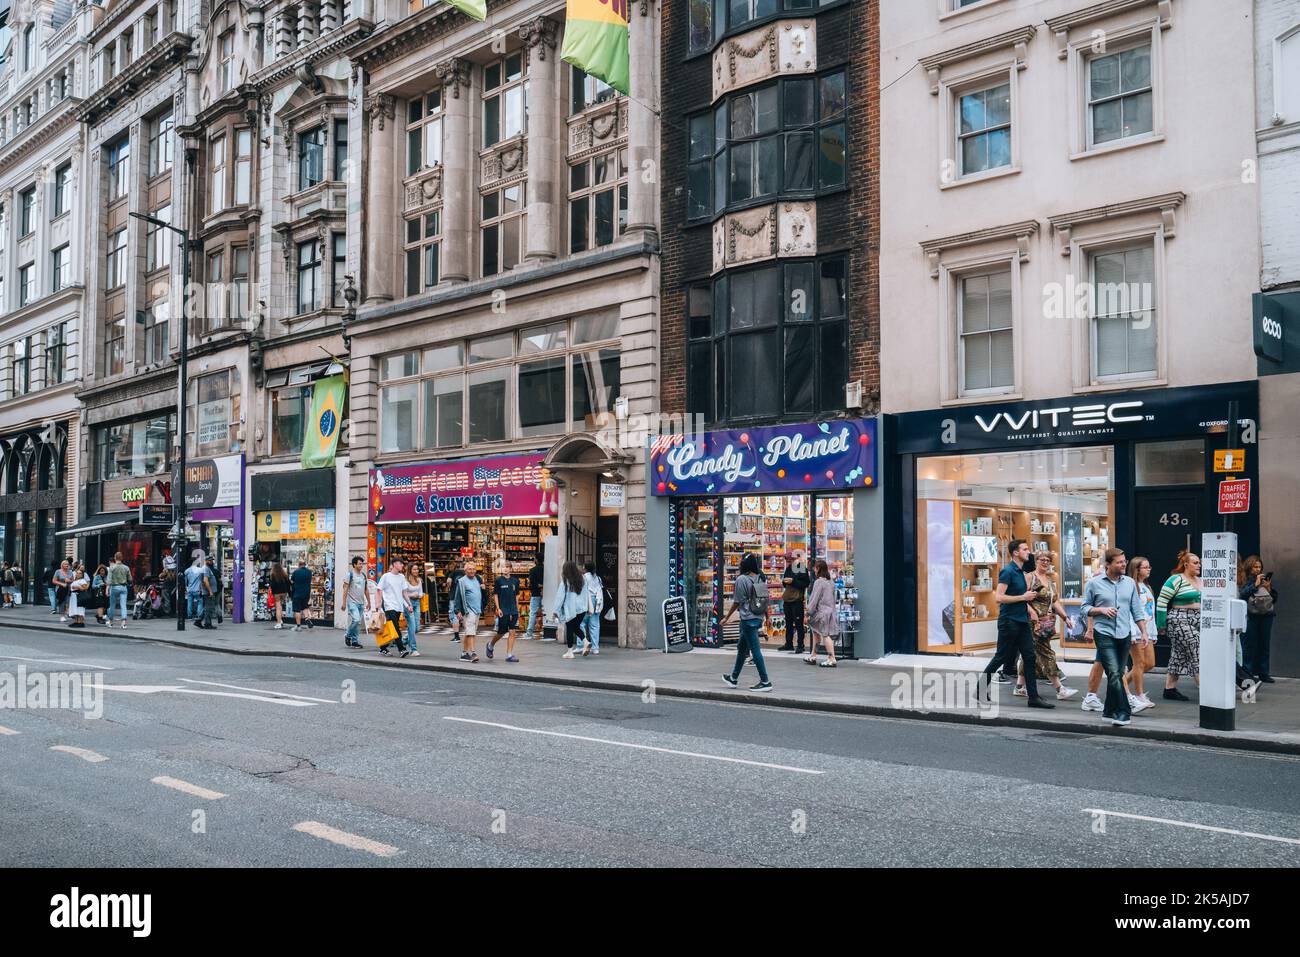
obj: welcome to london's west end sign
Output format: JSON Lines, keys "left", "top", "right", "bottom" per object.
{"left": 649, "top": 419, "right": 878, "bottom": 496}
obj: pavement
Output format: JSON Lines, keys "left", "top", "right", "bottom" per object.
{"left": 3, "top": 604, "right": 1297, "bottom": 754}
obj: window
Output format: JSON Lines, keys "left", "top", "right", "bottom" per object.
{"left": 19, "top": 187, "right": 35, "bottom": 236}
{"left": 405, "top": 211, "right": 441, "bottom": 295}
{"left": 103, "top": 298, "right": 127, "bottom": 376}
{"left": 331, "top": 233, "right": 347, "bottom": 306}
{"left": 95, "top": 413, "right": 175, "bottom": 481}
{"left": 958, "top": 82, "right": 1011, "bottom": 176}
{"left": 219, "top": 31, "right": 234, "bottom": 92}
{"left": 687, "top": 0, "right": 715, "bottom": 55}
{"left": 687, "top": 70, "right": 845, "bottom": 221}
{"left": 234, "top": 129, "right": 252, "bottom": 204}
{"left": 958, "top": 270, "right": 1013, "bottom": 394}
{"left": 22, "top": 25, "right": 35, "bottom": 72}
{"left": 13, "top": 337, "right": 30, "bottom": 395}
{"left": 298, "top": 125, "right": 325, "bottom": 190}
{"left": 380, "top": 366, "right": 418, "bottom": 453}
{"left": 107, "top": 138, "right": 130, "bottom": 201}
{"left": 142, "top": 291, "right": 169, "bottom": 366}
{"left": 296, "top": 239, "right": 322, "bottom": 313}
{"left": 146, "top": 12, "right": 159, "bottom": 47}
{"left": 147, "top": 205, "right": 172, "bottom": 272}
{"left": 569, "top": 148, "right": 628, "bottom": 253}
{"left": 271, "top": 382, "right": 313, "bottom": 455}
{"left": 1087, "top": 43, "right": 1153, "bottom": 147}
{"left": 51, "top": 245, "right": 70, "bottom": 292}
{"left": 1091, "top": 243, "right": 1157, "bottom": 380}
{"left": 45, "top": 323, "right": 67, "bottom": 385}
{"left": 53, "top": 164, "right": 71, "bottom": 217}
{"left": 406, "top": 91, "right": 442, "bottom": 175}
{"left": 209, "top": 135, "right": 227, "bottom": 212}
{"left": 205, "top": 251, "right": 224, "bottom": 327}
{"left": 570, "top": 65, "right": 615, "bottom": 115}
{"left": 688, "top": 255, "right": 847, "bottom": 422}
{"left": 103, "top": 45, "right": 117, "bottom": 83}
{"left": 231, "top": 247, "right": 250, "bottom": 320}
{"left": 106, "top": 229, "right": 128, "bottom": 288}
{"left": 148, "top": 112, "right": 174, "bottom": 177}
{"left": 18, "top": 264, "right": 35, "bottom": 307}
{"left": 481, "top": 185, "right": 525, "bottom": 277}
{"left": 333, "top": 118, "right": 349, "bottom": 181}
{"left": 482, "top": 54, "right": 526, "bottom": 148}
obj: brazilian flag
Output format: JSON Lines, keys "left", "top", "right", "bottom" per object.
{"left": 302, "top": 375, "right": 346, "bottom": 470}
{"left": 444, "top": 0, "right": 486, "bottom": 19}
{"left": 561, "top": 0, "right": 630, "bottom": 96}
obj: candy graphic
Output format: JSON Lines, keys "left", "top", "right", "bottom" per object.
{"left": 657, "top": 482, "right": 666, "bottom": 493}
{"left": 858, "top": 433, "right": 870, "bottom": 445}
{"left": 818, "top": 422, "right": 831, "bottom": 434}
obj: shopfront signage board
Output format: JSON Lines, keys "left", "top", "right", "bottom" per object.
{"left": 662, "top": 596, "right": 691, "bottom": 654}
{"left": 369, "top": 453, "right": 552, "bottom": 523}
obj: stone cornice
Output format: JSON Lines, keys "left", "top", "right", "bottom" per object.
{"left": 1047, "top": 191, "right": 1184, "bottom": 254}
{"left": 0, "top": 102, "right": 82, "bottom": 167}
{"left": 919, "top": 220, "right": 1039, "bottom": 277}
{"left": 75, "top": 32, "right": 195, "bottom": 126}
{"left": 249, "top": 18, "right": 377, "bottom": 92}
{"left": 919, "top": 25, "right": 1036, "bottom": 94}
{"left": 1044, "top": 0, "right": 1173, "bottom": 58}
{"left": 350, "top": 5, "right": 471, "bottom": 72}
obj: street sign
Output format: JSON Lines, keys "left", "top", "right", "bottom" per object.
{"left": 1213, "top": 449, "right": 1246, "bottom": 473}
{"left": 599, "top": 483, "right": 625, "bottom": 508}
{"left": 1217, "top": 479, "right": 1250, "bottom": 514}
{"left": 140, "top": 504, "right": 174, "bottom": 526}
{"left": 661, "top": 596, "right": 691, "bottom": 654}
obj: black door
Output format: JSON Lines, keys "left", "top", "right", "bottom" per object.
{"left": 1134, "top": 489, "right": 1201, "bottom": 667}
{"left": 596, "top": 514, "right": 619, "bottom": 639}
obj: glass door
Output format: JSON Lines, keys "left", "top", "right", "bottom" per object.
{"left": 679, "top": 500, "right": 719, "bottom": 646}
{"left": 814, "top": 495, "right": 857, "bottom": 657}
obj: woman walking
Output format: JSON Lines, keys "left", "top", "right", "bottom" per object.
{"left": 1015, "top": 552, "right": 1078, "bottom": 700}
{"left": 1157, "top": 550, "right": 1201, "bottom": 701}
{"left": 269, "top": 562, "right": 291, "bottom": 629}
{"left": 556, "top": 561, "right": 588, "bottom": 660}
{"left": 719, "top": 553, "right": 773, "bottom": 692}
{"left": 1239, "top": 555, "right": 1277, "bottom": 682}
{"left": 403, "top": 565, "right": 424, "bottom": 655}
{"left": 90, "top": 564, "right": 110, "bottom": 625}
{"left": 779, "top": 554, "right": 811, "bottom": 654}
{"left": 804, "top": 560, "right": 840, "bottom": 667}
{"left": 66, "top": 562, "right": 90, "bottom": 628}
{"left": 1123, "top": 556, "right": 1157, "bottom": 712}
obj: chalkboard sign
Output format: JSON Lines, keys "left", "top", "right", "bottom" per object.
{"left": 662, "top": 596, "right": 691, "bottom": 654}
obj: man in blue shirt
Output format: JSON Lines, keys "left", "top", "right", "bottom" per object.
{"left": 982, "top": 539, "right": 1053, "bottom": 708}
{"left": 1081, "top": 547, "right": 1149, "bottom": 726}
{"left": 451, "top": 562, "right": 484, "bottom": 663}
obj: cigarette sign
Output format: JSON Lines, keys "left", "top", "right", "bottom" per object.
{"left": 1217, "top": 479, "right": 1250, "bottom": 514}
{"left": 1213, "top": 449, "right": 1246, "bottom": 473}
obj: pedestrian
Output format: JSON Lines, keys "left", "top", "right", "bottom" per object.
{"left": 1157, "top": 550, "right": 1202, "bottom": 701}
{"left": 1122, "top": 556, "right": 1157, "bottom": 713}
{"left": 210, "top": 558, "right": 224, "bottom": 624}
{"left": 377, "top": 558, "right": 412, "bottom": 657}
{"left": 582, "top": 561, "right": 604, "bottom": 656}
{"left": 1015, "top": 551, "right": 1078, "bottom": 700}
{"left": 779, "top": 553, "right": 810, "bottom": 654}
{"left": 982, "top": 539, "right": 1053, "bottom": 708}
{"left": 1081, "top": 548, "right": 1149, "bottom": 727}
{"left": 804, "top": 559, "right": 840, "bottom": 667}
{"left": 1239, "top": 555, "right": 1277, "bottom": 683}
{"left": 184, "top": 554, "right": 206, "bottom": 622}
{"left": 339, "top": 556, "right": 373, "bottom": 649}
{"left": 53, "top": 559, "right": 72, "bottom": 620}
{"left": 451, "top": 562, "right": 485, "bottom": 662}
{"left": 106, "top": 552, "right": 132, "bottom": 629}
{"left": 522, "top": 552, "right": 545, "bottom": 640}
{"left": 487, "top": 557, "right": 521, "bottom": 663}
{"left": 290, "top": 558, "right": 314, "bottom": 631}
{"left": 2, "top": 560, "right": 14, "bottom": 607}
{"left": 555, "top": 561, "right": 588, "bottom": 661}
{"left": 197, "top": 559, "right": 219, "bottom": 629}
{"left": 7, "top": 561, "right": 24, "bottom": 607}
{"left": 44, "top": 560, "right": 60, "bottom": 614}
{"left": 446, "top": 560, "right": 465, "bottom": 643}
{"left": 91, "top": 563, "right": 110, "bottom": 625}
{"left": 403, "top": 565, "right": 424, "bottom": 655}
{"left": 269, "top": 562, "right": 291, "bottom": 629}
{"left": 66, "top": 562, "right": 90, "bottom": 628}
{"left": 719, "top": 552, "right": 773, "bottom": 691}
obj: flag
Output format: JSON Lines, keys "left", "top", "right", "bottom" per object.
{"left": 560, "top": 0, "right": 630, "bottom": 96}
{"left": 444, "top": 0, "right": 486, "bottom": 19}
{"left": 302, "top": 374, "right": 346, "bottom": 470}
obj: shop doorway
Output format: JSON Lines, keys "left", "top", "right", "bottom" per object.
{"left": 1134, "top": 488, "right": 1201, "bottom": 668}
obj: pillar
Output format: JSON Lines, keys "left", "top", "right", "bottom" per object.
{"left": 627, "top": 0, "right": 658, "bottom": 238}
{"left": 520, "top": 17, "right": 559, "bottom": 262}
{"left": 363, "top": 91, "right": 397, "bottom": 304}
{"left": 435, "top": 58, "right": 473, "bottom": 283}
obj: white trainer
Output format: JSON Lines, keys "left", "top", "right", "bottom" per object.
{"left": 1056, "top": 685, "right": 1079, "bottom": 700}
{"left": 1129, "top": 694, "right": 1152, "bottom": 714}
{"left": 1080, "top": 692, "right": 1103, "bottom": 712}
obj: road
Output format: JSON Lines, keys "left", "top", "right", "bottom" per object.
{"left": 2, "top": 626, "right": 1299, "bottom": 867}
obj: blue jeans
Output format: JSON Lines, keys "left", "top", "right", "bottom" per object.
{"left": 730, "top": 617, "right": 769, "bottom": 683}
{"left": 584, "top": 612, "right": 601, "bottom": 651}
{"left": 406, "top": 608, "right": 420, "bottom": 651}
{"left": 345, "top": 599, "right": 364, "bottom": 644}
{"left": 187, "top": 592, "right": 202, "bottom": 619}
{"left": 48, "top": 587, "right": 57, "bottom": 611}
{"left": 524, "top": 595, "right": 543, "bottom": 637}
{"left": 1093, "top": 633, "right": 1132, "bottom": 721}
{"left": 201, "top": 594, "right": 217, "bottom": 627}
{"left": 109, "top": 584, "right": 129, "bottom": 621}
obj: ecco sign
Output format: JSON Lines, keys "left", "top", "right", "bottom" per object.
{"left": 1254, "top": 296, "right": 1285, "bottom": 363}
{"left": 975, "top": 401, "right": 1145, "bottom": 434}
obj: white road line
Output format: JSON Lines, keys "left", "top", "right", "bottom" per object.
{"left": 151, "top": 776, "right": 227, "bottom": 800}
{"left": 177, "top": 678, "right": 337, "bottom": 704}
{"left": 99, "top": 684, "right": 317, "bottom": 707}
{"left": 1083, "top": 808, "right": 1300, "bottom": 846}
{"left": 0, "top": 655, "right": 115, "bottom": 670}
{"left": 49, "top": 745, "right": 108, "bottom": 763}
{"left": 0, "top": 725, "right": 18, "bottom": 735}
{"left": 443, "top": 716, "right": 825, "bottom": 775}
{"left": 292, "top": 821, "right": 399, "bottom": 857}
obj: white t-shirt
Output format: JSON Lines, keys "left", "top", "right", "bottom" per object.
{"left": 378, "top": 571, "right": 410, "bottom": 612}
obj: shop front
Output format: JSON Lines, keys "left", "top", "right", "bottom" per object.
{"left": 1, "top": 422, "right": 72, "bottom": 601}
{"left": 891, "top": 381, "right": 1260, "bottom": 663}
{"left": 176, "top": 454, "right": 246, "bottom": 623}
{"left": 649, "top": 419, "right": 878, "bottom": 658}
{"left": 368, "top": 453, "right": 558, "bottom": 624}
{"left": 250, "top": 467, "right": 340, "bottom": 625}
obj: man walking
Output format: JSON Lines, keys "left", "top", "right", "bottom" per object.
{"left": 196, "top": 558, "right": 219, "bottom": 629}
{"left": 522, "top": 553, "right": 545, "bottom": 640}
{"left": 377, "top": 558, "right": 412, "bottom": 657}
{"left": 982, "top": 539, "right": 1054, "bottom": 709}
{"left": 1081, "top": 547, "right": 1148, "bottom": 727}
{"left": 451, "top": 561, "right": 484, "bottom": 663}
{"left": 184, "top": 554, "right": 206, "bottom": 622}
{"left": 339, "top": 557, "right": 373, "bottom": 649}
{"left": 486, "top": 559, "right": 521, "bottom": 663}
{"left": 291, "top": 558, "right": 314, "bottom": 631}
{"left": 107, "top": 552, "right": 132, "bottom": 629}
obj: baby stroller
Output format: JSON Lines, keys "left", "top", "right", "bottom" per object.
{"left": 133, "top": 579, "right": 163, "bottom": 620}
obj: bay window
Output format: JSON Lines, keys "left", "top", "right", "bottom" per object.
{"left": 95, "top": 413, "right": 175, "bottom": 481}
{"left": 234, "top": 129, "right": 252, "bottom": 204}
{"left": 569, "top": 149, "right": 628, "bottom": 253}
{"left": 406, "top": 91, "right": 443, "bottom": 175}
{"left": 483, "top": 54, "right": 526, "bottom": 148}
{"left": 481, "top": 185, "right": 525, "bottom": 277}
{"left": 405, "top": 211, "right": 441, "bottom": 295}
{"left": 298, "top": 125, "right": 325, "bottom": 190}
{"left": 296, "top": 239, "right": 322, "bottom": 314}
{"left": 210, "top": 135, "right": 227, "bottom": 212}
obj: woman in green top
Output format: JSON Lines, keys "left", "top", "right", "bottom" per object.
{"left": 1156, "top": 550, "right": 1201, "bottom": 701}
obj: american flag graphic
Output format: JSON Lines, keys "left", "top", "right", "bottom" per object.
{"left": 473, "top": 467, "right": 502, "bottom": 483}
{"left": 384, "top": 474, "right": 413, "bottom": 488}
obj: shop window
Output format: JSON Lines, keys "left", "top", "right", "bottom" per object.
{"left": 1087, "top": 43, "right": 1153, "bottom": 148}
{"left": 1090, "top": 243, "right": 1157, "bottom": 381}
{"left": 406, "top": 91, "right": 443, "bottom": 175}
{"left": 569, "top": 148, "right": 627, "bottom": 254}
{"left": 94, "top": 413, "right": 175, "bottom": 480}
{"left": 1134, "top": 440, "right": 1204, "bottom": 487}
{"left": 958, "top": 81, "right": 1011, "bottom": 176}
{"left": 404, "top": 211, "right": 441, "bottom": 296}
{"left": 481, "top": 185, "right": 525, "bottom": 278}
{"left": 958, "top": 269, "right": 1014, "bottom": 394}
{"left": 107, "top": 137, "right": 130, "bottom": 202}
{"left": 482, "top": 53, "right": 526, "bottom": 149}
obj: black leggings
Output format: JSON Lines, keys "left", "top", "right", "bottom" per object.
{"left": 784, "top": 600, "right": 805, "bottom": 649}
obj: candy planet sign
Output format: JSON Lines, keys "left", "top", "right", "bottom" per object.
{"left": 649, "top": 419, "right": 877, "bottom": 496}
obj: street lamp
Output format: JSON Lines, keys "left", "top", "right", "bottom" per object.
{"left": 130, "top": 210, "right": 193, "bottom": 632}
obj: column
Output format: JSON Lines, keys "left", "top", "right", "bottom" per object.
{"left": 363, "top": 91, "right": 396, "bottom": 304}
{"left": 435, "top": 57, "right": 472, "bottom": 284}
{"left": 520, "top": 17, "right": 559, "bottom": 262}
{"left": 626, "top": 1, "right": 659, "bottom": 238}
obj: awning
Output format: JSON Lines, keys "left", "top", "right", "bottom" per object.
{"left": 55, "top": 512, "right": 139, "bottom": 538}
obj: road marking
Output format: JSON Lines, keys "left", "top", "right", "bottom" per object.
{"left": 0, "top": 654, "right": 115, "bottom": 670}
{"left": 0, "top": 725, "right": 18, "bottom": 735}
{"left": 178, "top": 678, "right": 337, "bottom": 704}
{"left": 50, "top": 745, "right": 108, "bottom": 763}
{"left": 100, "top": 684, "right": 317, "bottom": 707}
{"left": 151, "top": 776, "right": 227, "bottom": 800}
{"left": 443, "top": 716, "right": 825, "bottom": 775}
{"left": 292, "top": 821, "right": 399, "bottom": 857}
{"left": 1083, "top": 808, "right": 1300, "bottom": 846}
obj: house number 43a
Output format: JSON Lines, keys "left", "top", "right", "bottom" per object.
{"left": 1159, "top": 513, "right": 1189, "bottom": 526}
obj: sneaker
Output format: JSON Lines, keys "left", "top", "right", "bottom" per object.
{"left": 1259, "top": 675, "right": 1275, "bottom": 684}
{"left": 121, "top": 621, "right": 128, "bottom": 630}
{"left": 485, "top": 641, "right": 494, "bottom": 660}
{"left": 451, "top": 635, "right": 461, "bottom": 643}
{"left": 722, "top": 674, "right": 738, "bottom": 688}
{"left": 60, "top": 616, "right": 67, "bottom": 622}
{"left": 994, "top": 673, "right": 1013, "bottom": 684}
{"left": 469, "top": 654, "right": 479, "bottom": 663}
{"left": 541, "top": 635, "right": 557, "bottom": 642}
{"left": 1111, "top": 716, "right": 1131, "bottom": 727}
{"left": 1081, "top": 693, "right": 1103, "bottom": 712}
{"left": 306, "top": 620, "right": 314, "bottom": 629}
{"left": 505, "top": 655, "right": 519, "bottom": 662}
{"left": 1129, "top": 694, "right": 1152, "bottom": 714}
{"left": 750, "top": 681, "right": 774, "bottom": 693}
{"left": 581, "top": 642, "right": 591, "bottom": 657}
{"left": 292, "top": 624, "right": 301, "bottom": 632}
{"left": 379, "top": 646, "right": 392, "bottom": 656}
{"left": 1026, "top": 698, "right": 1055, "bottom": 709}
{"left": 591, "top": 648, "right": 600, "bottom": 655}
{"left": 1139, "top": 694, "right": 1155, "bottom": 709}
{"left": 1056, "top": 686, "right": 1079, "bottom": 700}
{"left": 409, "top": 650, "right": 421, "bottom": 658}
{"left": 459, "top": 652, "right": 473, "bottom": 662}
{"left": 1012, "top": 685, "right": 1028, "bottom": 697}
{"left": 1163, "top": 687, "right": 1190, "bottom": 701}
{"left": 562, "top": 649, "right": 575, "bottom": 660}
{"left": 519, "top": 634, "right": 534, "bottom": 641}
{"left": 274, "top": 623, "right": 283, "bottom": 629}
{"left": 400, "top": 649, "right": 411, "bottom": 658}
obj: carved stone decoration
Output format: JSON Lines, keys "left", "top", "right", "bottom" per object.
{"left": 728, "top": 205, "right": 778, "bottom": 267}
{"left": 590, "top": 111, "right": 618, "bottom": 142}
{"left": 518, "top": 17, "right": 559, "bottom": 59}
{"left": 481, "top": 141, "right": 528, "bottom": 190}
{"left": 434, "top": 57, "right": 472, "bottom": 98}
{"left": 404, "top": 167, "right": 444, "bottom": 212}
{"left": 711, "top": 203, "right": 816, "bottom": 273}
{"left": 713, "top": 20, "right": 817, "bottom": 102}
{"left": 712, "top": 218, "right": 727, "bottom": 274}
{"left": 500, "top": 146, "right": 524, "bottom": 174}
{"left": 364, "top": 92, "right": 395, "bottom": 132}
{"left": 778, "top": 202, "right": 817, "bottom": 257}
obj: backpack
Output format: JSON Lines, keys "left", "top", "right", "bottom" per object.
{"left": 739, "top": 573, "right": 768, "bottom": 618}
{"left": 1248, "top": 588, "right": 1275, "bottom": 616}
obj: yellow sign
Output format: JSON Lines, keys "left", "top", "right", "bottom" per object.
{"left": 1214, "top": 449, "right": 1246, "bottom": 473}
{"left": 256, "top": 511, "right": 280, "bottom": 542}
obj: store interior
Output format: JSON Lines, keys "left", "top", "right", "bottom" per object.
{"left": 916, "top": 446, "right": 1113, "bottom": 659}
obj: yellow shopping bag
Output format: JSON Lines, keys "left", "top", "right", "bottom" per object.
{"left": 420, "top": 594, "right": 429, "bottom": 613}
{"left": 375, "top": 619, "right": 399, "bottom": 648}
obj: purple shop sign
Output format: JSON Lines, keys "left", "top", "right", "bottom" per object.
{"left": 649, "top": 419, "right": 877, "bottom": 496}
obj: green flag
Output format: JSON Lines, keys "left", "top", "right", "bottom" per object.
{"left": 560, "top": 0, "right": 630, "bottom": 96}
{"left": 444, "top": 0, "right": 486, "bottom": 20}
{"left": 302, "top": 375, "right": 346, "bottom": 470}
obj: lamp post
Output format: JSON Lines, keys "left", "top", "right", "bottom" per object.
{"left": 130, "top": 210, "right": 192, "bottom": 631}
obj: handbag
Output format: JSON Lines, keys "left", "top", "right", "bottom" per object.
{"left": 375, "top": 619, "right": 399, "bottom": 648}
{"left": 1034, "top": 616, "right": 1057, "bottom": 639}
{"left": 1247, "top": 589, "right": 1275, "bottom": 616}
{"left": 420, "top": 594, "right": 430, "bottom": 613}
